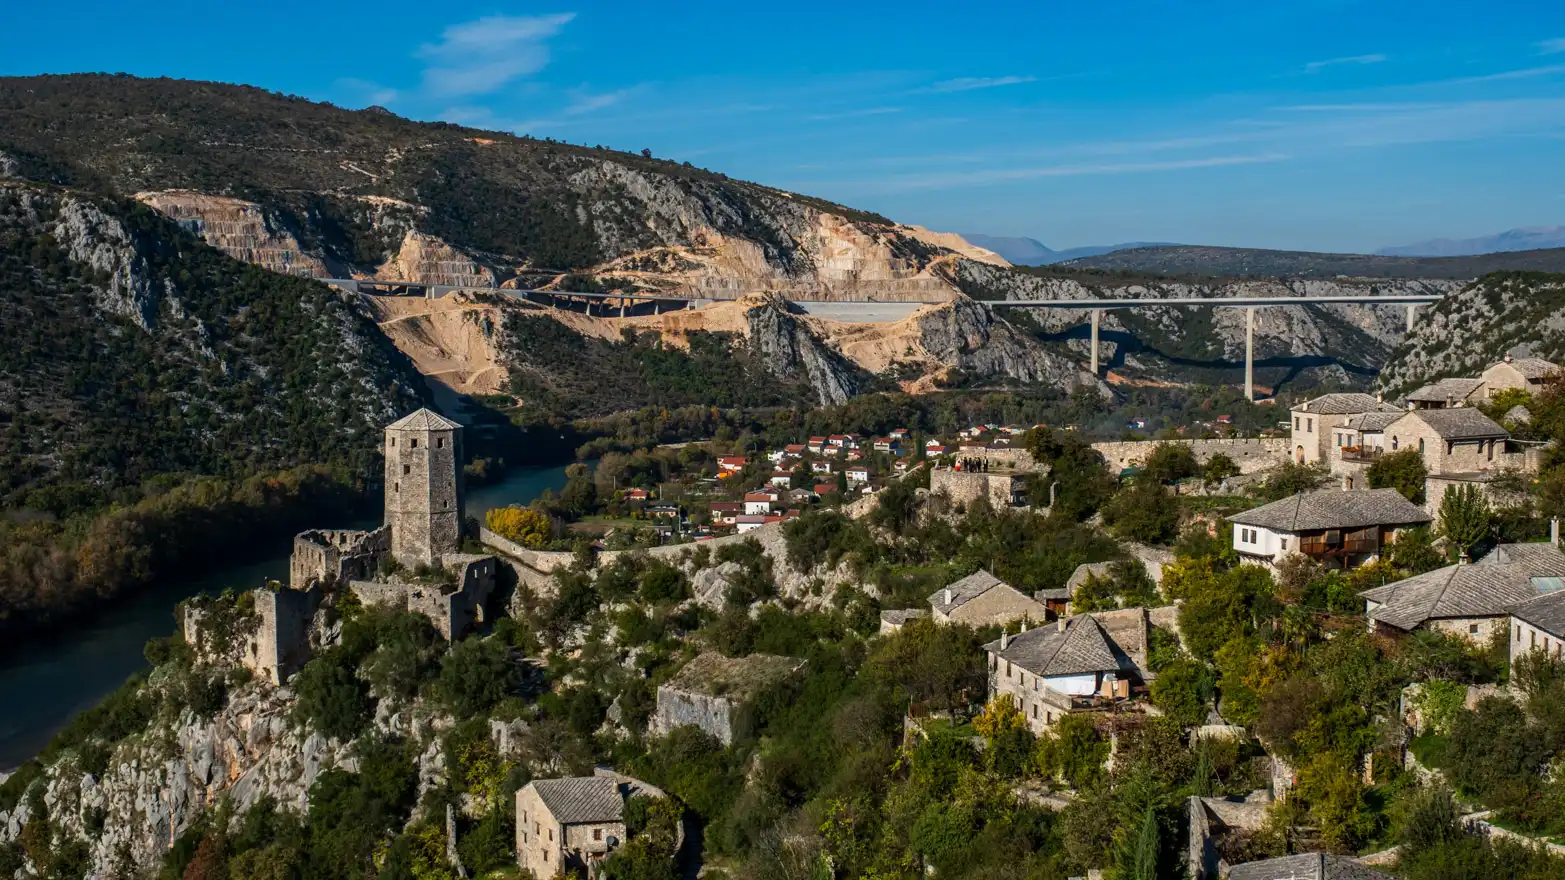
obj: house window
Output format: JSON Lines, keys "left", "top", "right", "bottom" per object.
{"left": 1518, "top": 627, "right": 1524, "bottom": 642}
{"left": 403, "top": 465, "right": 411, "bottom": 475}
{"left": 1487, "top": 440, "right": 1494, "bottom": 461}
{"left": 1392, "top": 436, "right": 1399, "bottom": 450}
{"left": 389, "top": 438, "right": 395, "bottom": 447}
{"left": 1006, "top": 661, "right": 1012, "bottom": 678}
{"left": 1418, "top": 438, "right": 1425, "bottom": 454}
{"left": 1469, "top": 623, "right": 1479, "bottom": 635}
{"left": 1294, "top": 417, "right": 1300, "bottom": 430}
{"left": 1307, "top": 418, "right": 1313, "bottom": 431}
{"left": 593, "top": 828, "right": 602, "bottom": 841}
{"left": 1032, "top": 705, "right": 1038, "bottom": 719}
{"left": 394, "top": 482, "right": 399, "bottom": 493}
{"left": 410, "top": 438, "right": 418, "bottom": 449}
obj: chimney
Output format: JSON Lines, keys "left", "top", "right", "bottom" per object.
{"left": 1552, "top": 518, "right": 1560, "bottom": 547}
{"left": 1057, "top": 616, "right": 1068, "bottom": 633}
{"left": 1020, "top": 621, "right": 1029, "bottom": 633}
{"left": 1458, "top": 550, "right": 1470, "bottom": 565}
{"left": 1376, "top": 392, "right": 1383, "bottom": 403}
{"left": 943, "top": 588, "right": 952, "bottom": 606}
{"left": 1000, "top": 631, "right": 1010, "bottom": 650}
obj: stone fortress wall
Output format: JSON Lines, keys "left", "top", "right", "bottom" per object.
{"left": 1091, "top": 438, "right": 1290, "bottom": 475}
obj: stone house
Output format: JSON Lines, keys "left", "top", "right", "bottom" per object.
{"left": 1224, "top": 853, "right": 1390, "bottom": 880}
{"left": 1508, "top": 581, "right": 1565, "bottom": 669}
{"left": 515, "top": 770, "right": 667, "bottom": 880}
{"left": 879, "top": 608, "right": 929, "bottom": 634}
{"left": 289, "top": 527, "right": 390, "bottom": 589}
{"left": 1382, "top": 408, "right": 1508, "bottom": 476}
{"left": 984, "top": 610, "right": 1149, "bottom": 734}
{"left": 1228, "top": 489, "right": 1431, "bottom": 571}
{"left": 650, "top": 652, "right": 805, "bottom": 745}
{"left": 1361, "top": 543, "right": 1565, "bottom": 644}
{"left": 1480, "top": 355, "right": 1559, "bottom": 398}
{"left": 1331, "top": 411, "right": 1404, "bottom": 486}
{"left": 928, "top": 570, "right": 1049, "bottom": 627}
{"left": 1290, "top": 393, "right": 1401, "bottom": 465}
{"left": 1404, "top": 377, "right": 1485, "bottom": 409}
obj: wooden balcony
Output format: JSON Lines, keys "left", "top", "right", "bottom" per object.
{"left": 1339, "top": 445, "right": 1382, "bottom": 463}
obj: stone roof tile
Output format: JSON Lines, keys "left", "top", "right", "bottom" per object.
{"left": 1294, "top": 393, "right": 1401, "bottom": 416}
{"left": 1226, "top": 853, "right": 1391, "bottom": 880}
{"left": 983, "top": 615, "right": 1122, "bottom": 677}
{"left": 530, "top": 777, "right": 625, "bottom": 825}
{"left": 1405, "top": 377, "right": 1484, "bottom": 403}
{"left": 1228, "top": 489, "right": 1431, "bottom": 532}
{"left": 386, "top": 408, "right": 462, "bottom": 431}
{"left": 1360, "top": 544, "right": 1565, "bottom": 631}
{"left": 1399, "top": 408, "right": 1507, "bottom": 440}
{"left": 928, "top": 570, "right": 1006, "bottom": 614}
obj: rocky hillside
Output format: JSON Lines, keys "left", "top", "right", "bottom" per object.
{"left": 956, "top": 262, "right": 1460, "bottom": 392}
{"left": 0, "top": 75, "right": 1005, "bottom": 303}
{"left": 0, "top": 181, "right": 422, "bottom": 512}
{"left": 1376, "top": 271, "right": 1565, "bottom": 396}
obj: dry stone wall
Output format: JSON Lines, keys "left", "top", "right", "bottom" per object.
{"left": 1091, "top": 438, "right": 1288, "bottom": 475}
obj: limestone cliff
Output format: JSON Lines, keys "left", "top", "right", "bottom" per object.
{"left": 955, "top": 261, "right": 1463, "bottom": 391}
{"left": 1376, "top": 273, "right": 1565, "bottom": 396}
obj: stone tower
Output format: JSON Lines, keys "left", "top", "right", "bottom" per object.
{"left": 384, "top": 408, "right": 464, "bottom": 567}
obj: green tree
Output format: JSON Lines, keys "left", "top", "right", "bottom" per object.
{"left": 1102, "top": 481, "right": 1182, "bottom": 545}
{"left": 1391, "top": 526, "right": 1444, "bottom": 574}
{"left": 1150, "top": 659, "right": 1209, "bottom": 728}
{"left": 1368, "top": 448, "right": 1429, "bottom": 504}
{"left": 1438, "top": 482, "right": 1493, "bottom": 561}
{"left": 292, "top": 652, "right": 371, "bottom": 741}
{"left": 1142, "top": 443, "right": 1200, "bottom": 485}
{"left": 1202, "top": 453, "right": 1241, "bottom": 487}
{"left": 1037, "top": 714, "right": 1109, "bottom": 788}
{"left": 433, "top": 636, "right": 517, "bottom": 717}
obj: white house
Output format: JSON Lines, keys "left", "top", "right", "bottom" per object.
{"left": 1227, "top": 488, "right": 1432, "bottom": 570}
{"left": 768, "top": 471, "right": 793, "bottom": 488}
{"left": 846, "top": 466, "right": 870, "bottom": 486}
{"left": 735, "top": 514, "right": 769, "bottom": 533}
{"left": 743, "top": 491, "right": 777, "bottom": 515}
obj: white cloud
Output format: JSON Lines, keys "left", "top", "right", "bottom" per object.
{"left": 851, "top": 154, "right": 1289, "bottom": 193}
{"left": 1304, "top": 54, "right": 1387, "bottom": 73}
{"left": 417, "top": 13, "right": 575, "bottom": 97}
{"left": 1436, "top": 63, "right": 1565, "bottom": 85}
{"left": 1538, "top": 38, "right": 1565, "bottom": 55}
{"left": 806, "top": 106, "right": 903, "bottom": 121}
{"left": 920, "top": 75, "right": 1037, "bottom": 93}
{"left": 564, "top": 86, "right": 636, "bottom": 115}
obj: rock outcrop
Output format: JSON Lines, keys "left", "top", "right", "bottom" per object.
{"left": 1377, "top": 273, "right": 1565, "bottom": 395}
{"left": 739, "top": 295, "right": 877, "bottom": 405}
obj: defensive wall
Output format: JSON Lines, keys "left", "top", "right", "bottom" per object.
{"left": 928, "top": 468, "right": 1029, "bottom": 509}
{"left": 1091, "top": 438, "right": 1289, "bottom": 475}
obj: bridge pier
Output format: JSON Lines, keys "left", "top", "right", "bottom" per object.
{"left": 1089, "top": 308, "right": 1102, "bottom": 375}
{"left": 1406, "top": 304, "right": 1417, "bottom": 333}
{"left": 1245, "top": 306, "right": 1256, "bottom": 402}
{"left": 620, "top": 302, "right": 626, "bottom": 319}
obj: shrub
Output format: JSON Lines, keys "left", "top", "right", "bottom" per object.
{"left": 434, "top": 636, "right": 517, "bottom": 717}
{"left": 292, "top": 652, "right": 371, "bottom": 740}
{"left": 1368, "top": 449, "right": 1429, "bottom": 504}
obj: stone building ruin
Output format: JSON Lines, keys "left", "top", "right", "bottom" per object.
{"left": 187, "top": 408, "right": 498, "bottom": 685}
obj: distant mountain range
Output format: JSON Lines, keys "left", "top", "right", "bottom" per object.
{"left": 1376, "top": 226, "right": 1565, "bottom": 257}
{"left": 962, "top": 234, "right": 1175, "bottom": 266}
{"left": 1058, "top": 244, "right": 1565, "bottom": 279}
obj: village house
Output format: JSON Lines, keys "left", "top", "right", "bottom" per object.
{"left": 1290, "top": 392, "right": 1402, "bottom": 465}
{"left": 708, "top": 501, "right": 742, "bottom": 526}
{"left": 1227, "top": 488, "right": 1432, "bottom": 571}
{"left": 872, "top": 437, "right": 899, "bottom": 453}
{"left": 783, "top": 443, "right": 807, "bottom": 456}
{"left": 1508, "top": 582, "right": 1565, "bottom": 669}
{"left": 1362, "top": 543, "right": 1565, "bottom": 643}
{"left": 890, "top": 428, "right": 911, "bottom": 440}
{"left": 806, "top": 436, "right": 827, "bottom": 453}
{"left": 768, "top": 470, "right": 793, "bottom": 488}
{"left": 515, "top": 770, "right": 668, "bottom": 880}
{"left": 846, "top": 465, "right": 870, "bottom": 486}
{"left": 985, "top": 609, "right": 1150, "bottom": 734}
{"left": 650, "top": 652, "right": 805, "bottom": 745}
{"left": 1382, "top": 408, "right": 1508, "bottom": 476}
{"left": 735, "top": 514, "right": 768, "bottom": 533}
{"left": 623, "top": 488, "right": 650, "bottom": 503}
{"left": 1332, "top": 411, "right": 1403, "bottom": 482}
{"left": 717, "top": 456, "right": 748, "bottom": 474}
{"left": 813, "top": 482, "right": 837, "bottom": 496}
{"left": 878, "top": 608, "right": 929, "bottom": 634}
{"left": 1405, "top": 377, "right": 1485, "bottom": 410}
{"left": 743, "top": 491, "right": 777, "bottom": 515}
{"left": 928, "top": 570, "right": 1049, "bottom": 627}
{"left": 811, "top": 460, "right": 835, "bottom": 474}
{"left": 1481, "top": 354, "right": 1560, "bottom": 398}
{"left": 926, "top": 443, "right": 949, "bottom": 456}
{"left": 1224, "top": 853, "right": 1390, "bottom": 880}
{"left": 827, "top": 433, "right": 854, "bottom": 449}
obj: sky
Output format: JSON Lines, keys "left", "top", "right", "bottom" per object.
{"left": 5, "top": 0, "right": 1565, "bottom": 253}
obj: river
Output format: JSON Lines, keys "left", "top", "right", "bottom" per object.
{"left": 0, "top": 463, "right": 572, "bottom": 770}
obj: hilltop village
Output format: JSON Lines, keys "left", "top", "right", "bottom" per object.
{"left": 8, "top": 353, "right": 1565, "bottom": 880}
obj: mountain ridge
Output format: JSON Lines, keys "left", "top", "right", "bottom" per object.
{"left": 961, "top": 233, "right": 1175, "bottom": 266}
{"left": 1376, "top": 226, "right": 1565, "bottom": 258}
{"left": 1059, "top": 243, "right": 1565, "bottom": 279}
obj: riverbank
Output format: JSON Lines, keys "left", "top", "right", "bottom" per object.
{"left": 0, "top": 463, "right": 573, "bottom": 770}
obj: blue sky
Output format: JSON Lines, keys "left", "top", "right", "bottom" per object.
{"left": 5, "top": 0, "right": 1565, "bottom": 252}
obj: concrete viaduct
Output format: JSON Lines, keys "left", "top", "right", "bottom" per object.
{"left": 321, "top": 278, "right": 1442, "bottom": 401}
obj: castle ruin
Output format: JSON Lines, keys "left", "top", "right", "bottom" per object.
{"left": 190, "top": 408, "right": 499, "bottom": 685}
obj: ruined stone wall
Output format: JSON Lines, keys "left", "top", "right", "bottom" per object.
{"left": 650, "top": 688, "right": 738, "bottom": 745}
{"left": 253, "top": 587, "right": 323, "bottom": 686}
{"left": 1091, "top": 438, "right": 1289, "bottom": 475}
{"left": 929, "top": 468, "right": 1024, "bottom": 508}
{"left": 290, "top": 528, "right": 390, "bottom": 589}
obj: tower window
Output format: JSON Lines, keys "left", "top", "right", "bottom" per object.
{"left": 389, "top": 438, "right": 395, "bottom": 447}
{"left": 437, "top": 438, "right": 445, "bottom": 448}
{"left": 394, "top": 483, "right": 399, "bottom": 493}
{"left": 410, "top": 438, "right": 419, "bottom": 449}
{"left": 403, "top": 465, "right": 411, "bottom": 475}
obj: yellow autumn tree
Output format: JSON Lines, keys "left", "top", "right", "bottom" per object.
{"left": 485, "top": 505, "right": 551, "bottom": 548}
